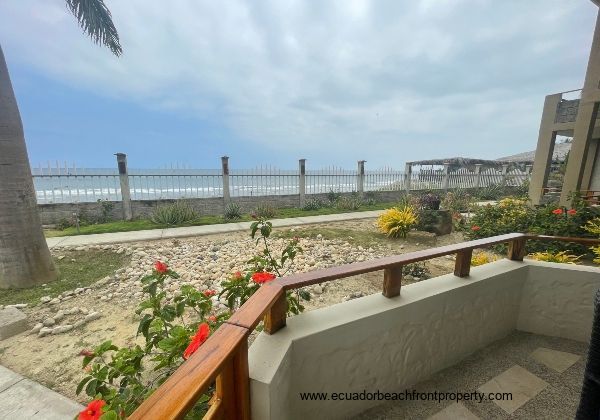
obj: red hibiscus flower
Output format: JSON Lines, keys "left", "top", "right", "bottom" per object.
{"left": 183, "top": 323, "right": 210, "bottom": 360}
{"left": 251, "top": 272, "right": 276, "bottom": 284}
{"left": 203, "top": 289, "right": 216, "bottom": 297}
{"left": 208, "top": 315, "right": 217, "bottom": 323}
{"left": 79, "top": 399, "right": 106, "bottom": 420}
{"left": 234, "top": 271, "right": 243, "bottom": 279}
{"left": 567, "top": 209, "right": 577, "bottom": 215}
{"left": 154, "top": 261, "right": 168, "bottom": 274}
{"left": 552, "top": 208, "right": 563, "bottom": 215}
{"left": 471, "top": 225, "right": 481, "bottom": 231}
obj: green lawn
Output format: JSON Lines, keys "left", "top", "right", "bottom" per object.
{"left": 0, "top": 250, "right": 130, "bottom": 306}
{"left": 44, "top": 202, "right": 394, "bottom": 238}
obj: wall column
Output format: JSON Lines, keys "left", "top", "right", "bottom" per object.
{"left": 404, "top": 163, "right": 411, "bottom": 194}
{"left": 501, "top": 164, "right": 509, "bottom": 186}
{"left": 474, "top": 164, "right": 482, "bottom": 189}
{"left": 442, "top": 162, "right": 450, "bottom": 193}
{"left": 357, "top": 160, "right": 366, "bottom": 196}
{"left": 115, "top": 153, "right": 132, "bottom": 221}
{"left": 299, "top": 159, "right": 306, "bottom": 207}
{"left": 221, "top": 156, "right": 230, "bottom": 206}
{"left": 529, "top": 93, "right": 562, "bottom": 205}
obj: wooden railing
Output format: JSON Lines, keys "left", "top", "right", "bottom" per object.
{"left": 130, "top": 233, "right": 600, "bottom": 420}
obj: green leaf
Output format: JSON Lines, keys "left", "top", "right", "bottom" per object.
{"left": 85, "top": 378, "right": 98, "bottom": 396}
{"left": 76, "top": 376, "right": 91, "bottom": 395}
{"left": 99, "top": 411, "right": 118, "bottom": 420}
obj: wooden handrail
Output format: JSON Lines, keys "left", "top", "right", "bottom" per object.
{"left": 130, "top": 233, "right": 600, "bottom": 420}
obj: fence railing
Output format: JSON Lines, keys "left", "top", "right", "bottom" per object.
{"left": 32, "top": 156, "right": 531, "bottom": 206}
{"left": 128, "top": 233, "right": 600, "bottom": 420}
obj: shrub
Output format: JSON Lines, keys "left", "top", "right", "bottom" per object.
{"left": 302, "top": 198, "right": 324, "bottom": 211}
{"left": 467, "top": 198, "right": 600, "bottom": 254}
{"left": 335, "top": 195, "right": 362, "bottom": 211}
{"left": 327, "top": 189, "right": 341, "bottom": 204}
{"left": 223, "top": 202, "right": 242, "bottom": 220}
{"left": 254, "top": 202, "right": 277, "bottom": 219}
{"left": 402, "top": 262, "right": 429, "bottom": 279}
{"left": 419, "top": 193, "right": 441, "bottom": 210}
{"left": 476, "top": 184, "right": 505, "bottom": 200}
{"left": 97, "top": 199, "right": 115, "bottom": 223}
{"left": 377, "top": 207, "right": 418, "bottom": 238}
{"left": 151, "top": 201, "right": 198, "bottom": 225}
{"left": 471, "top": 252, "right": 499, "bottom": 266}
{"left": 583, "top": 218, "right": 600, "bottom": 264}
{"left": 77, "top": 219, "right": 308, "bottom": 417}
{"left": 442, "top": 189, "right": 473, "bottom": 213}
{"left": 528, "top": 251, "right": 581, "bottom": 264}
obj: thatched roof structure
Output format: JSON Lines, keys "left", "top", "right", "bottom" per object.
{"left": 408, "top": 157, "right": 520, "bottom": 171}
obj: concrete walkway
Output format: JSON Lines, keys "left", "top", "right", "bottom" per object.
{"left": 0, "top": 365, "right": 82, "bottom": 419}
{"left": 46, "top": 210, "right": 384, "bottom": 248}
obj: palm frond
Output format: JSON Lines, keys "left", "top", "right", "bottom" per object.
{"left": 65, "top": 0, "right": 123, "bottom": 56}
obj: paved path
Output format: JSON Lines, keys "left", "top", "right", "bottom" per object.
{"left": 0, "top": 365, "right": 82, "bottom": 419}
{"left": 46, "top": 210, "right": 384, "bottom": 248}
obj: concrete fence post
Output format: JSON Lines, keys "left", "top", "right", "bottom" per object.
{"left": 525, "top": 164, "right": 532, "bottom": 184}
{"left": 442, "top": 162, "right": 450, "bottom": 193}
{"left": 501, "top": 163, "right": 509, "bottom": 186}
{"left": 404, "top": 163, "right": 412, "bottom": 194}
{"left": 221, "top": 156, "right": 230, "bottom": 205}
{"left": 357, "top": 160, "right": 366, "bottom": 196}
{"left": 299, "top": 159, "right": 306, "bottom": 207}
{"left": 115, "top": 153, "right": 132, "bottom": 221}
{"left": 474, "top": 164, "right": 483, "bottom": 189}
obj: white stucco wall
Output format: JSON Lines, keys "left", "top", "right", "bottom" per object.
{"left": 248, "top": 260, "right": 600, "bottom": 420}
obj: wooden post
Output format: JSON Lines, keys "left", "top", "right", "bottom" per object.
{"left": 299, "top": 159, "right": 306, "bottom": 207}
{"left": 221, "top": 156, "right": 230, "bottom": 206}
{"left": 115, "top": 153, "right": 132, "bottom": 221}
{"left": 508, "top": 238, "right": 527, "bottom": 261}
{"left": 383, "top": 265, "right": 402, "bottom": 298}
{"left": 454, "top": 249, "right": 472, "bottom": 277}
{"left": 442, "top": 162, "right": 450, "bottom": 193}
{"left": 404, "top": 163, "right": 412, "bottom": 194}
{"left": 357, "top": 160, "right": 366, "bottom": 197}
{"left": 474, "top": 164, "right": 482, "bottom": 189}
{"left": 264, "top": 292, "right": 287, "bottom": 334}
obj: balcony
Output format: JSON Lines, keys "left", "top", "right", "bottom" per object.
{"left": 129, "top": 234, "right": 600, "bottom": 420}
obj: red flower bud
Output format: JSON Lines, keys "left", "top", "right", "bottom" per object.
{"left": 208, "top": 315, "right": 217, "bottom": 323}
{"left": 552, "top": 208, "right": 563, "bottom": 215}
{"left": 79, "top": 349, "right": 95, "bottom": 357}
{"left": 203, "top": 289, "right": 216, "bottom": 297}
{"left": 234, "top": 271, "right": 243, "bottom": 279}
{"left": 471, "top": 225, "right": 481, "bottom": 231}
{"left": 567, "top": 209, "right": 577, "bottom": 215}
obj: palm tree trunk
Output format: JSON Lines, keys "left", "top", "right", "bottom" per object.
{"left": 0, "top": 44, "right": 58, "bottom": 289}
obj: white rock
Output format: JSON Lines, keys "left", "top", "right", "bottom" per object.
{"left": 42, "top": 318, "right": 55, "bottom": 327}
{"left": 313, "top": 285, "right": 323, "bottom": 294}
{"left": 53, "top": 310, "right": 65, "bottom": 322}
{"left": 40, "top": 296, "right": 52, "bottom": 304}
{"left": 30, "top": 323, "right": 43, "bottom": 334}
{"left": 38, "top": 327, "right": 53, "bottom": 337}
{"left": 85, "top": 312, "right": 101, "bottom": 322}
{"left": 49, "top": 298, "right": 60, "bottom": 305}
{"left": 52, "top": 325, "right": 73, "bottom": 335}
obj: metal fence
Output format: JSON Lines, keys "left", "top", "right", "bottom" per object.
{"left": 32, "top": 159, "right": 531, "bottom": 204}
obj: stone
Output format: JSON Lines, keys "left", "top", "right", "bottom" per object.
{"left": 52, "top": 325, "right": 74, "bottom": 335}
{"left": 38, "top": 327, "right": 53, "bottom": 338}
{"left": 40, "top": 296, "right": 52, "bottom": 304}
{"left": 73, "top": 320, "right": 86, "bottom": 329}
{"left": 313, "top": 285, "right": 323, "bottom": 294}
{"left": 428, "top": 403, "right": 480, "bottom": 420}
{"left": 85, "top": 312, "right": 101, "bottom": 322}
{"left": 53, "top": 310, "right": 66, "bottom": 322}
{"left": 7, "top": 303, "right": 28, "bottom": 309}
{"left": 49, "top": 298, "right": 60, "bottom": 305}
{"left": 530, "top": 347, "right": 580, "bottom": 373}
{"left": 30, "top": 323, "right": 43, "bottom": 335}
{"left": 42, "top": 318, "right": 55, "bottom": 327}
{"left": 0, "top": 308, "right": 28, "bottom": 340}
{"left": 478, "top": 365, "right": 548, "bottom": 414}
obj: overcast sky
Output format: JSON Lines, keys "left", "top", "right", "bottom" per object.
{"left": 0, "top": 1, "right": 597, "bottom": 170}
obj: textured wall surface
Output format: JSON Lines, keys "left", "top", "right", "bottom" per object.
{"left": 248, "top": 261, "right": 600, "bottom": 420}
{"left": 517, "top": 261, "right": 600, "bottom": 342}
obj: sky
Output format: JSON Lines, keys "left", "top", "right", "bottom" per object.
{"left": 0, "top": 1, "right": 597, "bottom": 170}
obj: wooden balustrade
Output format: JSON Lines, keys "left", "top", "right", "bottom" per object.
{"left": 130, "top": 233, "right": 600, "bottom": 420}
